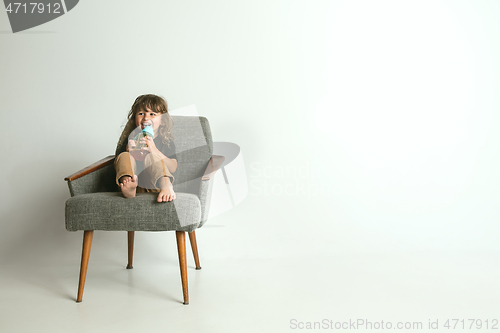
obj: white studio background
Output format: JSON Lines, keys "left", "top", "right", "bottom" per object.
{"left": 307, "top": 0, "right": 500, "bottom": 253}
{"left": 1, "top": 0, "right": 500, "bottom": 329}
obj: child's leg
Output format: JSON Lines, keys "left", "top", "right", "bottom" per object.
{"left": 143, "top": 152, "right": 175, "bottom": 183}
{"left": 143, "top": 152, "right": 176, "bottom": 202}
{"left": 156, "top": 176, "right": 176, "bottom": 202}
{"left": 114, "top": 152, "right": 138, "bottom": 198}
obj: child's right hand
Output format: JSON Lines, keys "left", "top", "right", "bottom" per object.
{"left": 126, "top": 139, "right": 137, "bottom": 152}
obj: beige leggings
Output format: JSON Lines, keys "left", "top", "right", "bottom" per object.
{"left": 114, "top": 152, "right": 174, "bottom": 193}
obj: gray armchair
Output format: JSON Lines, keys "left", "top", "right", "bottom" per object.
{"left": 64, "top": 116, "right": 224, "bottom": 305}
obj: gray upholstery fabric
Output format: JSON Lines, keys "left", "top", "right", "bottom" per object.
{"left": 198, "top": 179, "right": 214, "bottom": 227}
{"left": 67, "top": 164, "right": 118, "bottom": 197}
{"left": 170, "top": 116, "right": 213, "bottom": 195}
{"left": 66, "top": 192, "right": 201, "bottom": 232}
{"left": 65, "top": 116, "right": 213, "bottom": 232}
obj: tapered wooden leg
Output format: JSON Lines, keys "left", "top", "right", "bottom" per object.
{"left": 127, "top": 231, "right": 134, "bottom": 269}
{"left": 176, "top": 231, "right": 189, "bottom": 305}
{"left": 76, "top": 230, "right": 94, "bottom": 303}
{"left": 188, "top": 231, "right": 201, "bottom": 270}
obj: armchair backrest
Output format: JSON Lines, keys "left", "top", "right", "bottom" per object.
{"left": 170, "top": 116, "right": 213, "bottom": 195}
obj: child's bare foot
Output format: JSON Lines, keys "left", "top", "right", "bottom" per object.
{"left": 157, "top": 177, "right": 176, "bottom": 202}
{"left": 157, "top": 187, "right": 176, "bottom": 202}
{"left": 119, "top": 175, "right": 138, "bottom": 198}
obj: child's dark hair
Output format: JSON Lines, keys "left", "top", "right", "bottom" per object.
{"left": 115, "top": 94, "right": 174, "bottom": 155}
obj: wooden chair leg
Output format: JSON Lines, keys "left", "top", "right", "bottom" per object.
{"left": 127, "top": 231, "right": 134, "bottom": 269}
{"left": 176, "top": 231, "right": 189, "bottom": 305}
{"left": 77, "top": 230, "right": 94, "bottom": 303}
{"left": 188, "top": 231, "right": 201, "bottom": 270}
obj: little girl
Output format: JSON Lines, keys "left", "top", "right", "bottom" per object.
{"left": 114, "top": 94, "right": 177, "bottom": 202}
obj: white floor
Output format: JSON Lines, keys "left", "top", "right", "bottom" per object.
{"left": 1, "top": 195, "right": 500, "bottom": 333}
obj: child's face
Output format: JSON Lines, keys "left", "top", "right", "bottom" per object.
{"left": 135, "top": 107, "right": 161, "bottom": 135}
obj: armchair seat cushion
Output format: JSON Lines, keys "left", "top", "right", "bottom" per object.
{"left": 65, "top": 192, "right": 201, "bottom": 232}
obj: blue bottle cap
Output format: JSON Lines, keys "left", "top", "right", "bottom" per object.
{"left": 142, "top": 125, "right": 154, "bottom": 137}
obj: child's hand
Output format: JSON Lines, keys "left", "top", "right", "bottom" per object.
{"left": 140, "top": 136, "right": 158, "bottom": 154}
{"left": 126, "top": 139, "right": 137, "bottom": 152}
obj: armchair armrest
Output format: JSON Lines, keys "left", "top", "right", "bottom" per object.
{"left": 64, "top": 155, "right": 118, "bottom": 197}
{"left": 198, "top": 155, "right": 224, "bottom": 227}
{"left": 64, "top": 155, "right": 115, "bottom": 181}
{"left": 202, "top": 155, "right": 225, "bottom": 181}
